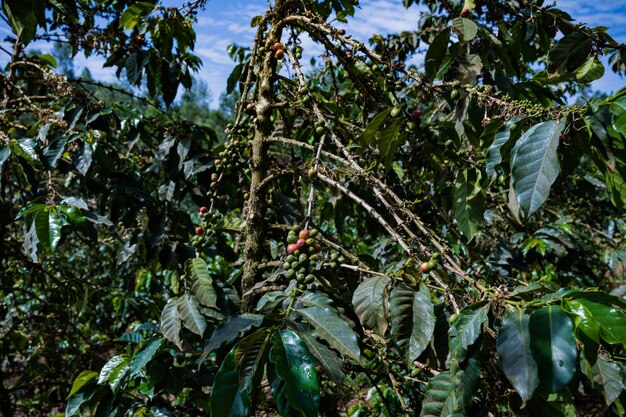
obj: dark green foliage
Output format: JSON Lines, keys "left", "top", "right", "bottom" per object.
{"left": 2, "top": 0, "right": 626, "bottom": 416}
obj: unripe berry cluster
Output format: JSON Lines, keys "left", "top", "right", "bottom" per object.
{"left": 283, "top": 224, "right": 323, "bottom": 291}
{"left": 419, "top": 252, "right": 440, "bottom": 274}
{"left": 191, "top": 205, "right": 222, "bottom": 251}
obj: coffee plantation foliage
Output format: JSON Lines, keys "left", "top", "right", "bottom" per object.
{"left": 2, "top": 0, "right": 626, "bottom": 415}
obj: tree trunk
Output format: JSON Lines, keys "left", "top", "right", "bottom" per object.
{"left": 241, "top": 1, "right": 288, "bottom": 311}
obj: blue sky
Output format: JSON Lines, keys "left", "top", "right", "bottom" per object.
{"left": 1, "top": 0, "right": 625, "bottom": 107}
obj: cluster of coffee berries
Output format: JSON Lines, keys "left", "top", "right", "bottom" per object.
{"left": 419, "top": 252, "right": 440, "bottom": 274}
{"left": 273, "top": 42, "right": 285, "bottom": 60}
{"left": 191, "top": 206, "right": 222, "bottom": 251}
{"left": 283, "top": 225, "right": 322, "bottom": 290}
{"left": 206, "top": 139, "right": 249, "bottom": 199}
{"left": 313, "top": 120, "right": 325, "bottom": 136}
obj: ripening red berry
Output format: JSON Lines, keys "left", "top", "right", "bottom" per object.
{"left": 298, "top": 229, "right": 310, "bottom": 240}
{"left": 410, "top": 109, "right": 423, "bottom": 122}
{"left": 460, "top": 8, "right": 471, "bottom": 18}
{"left": 195, "top": 226, "right": 203, "bottom": 235}
{"left": 275, "top": 49, "right": 285, "bottom": 60}
{"left": 420, "top": 262, "right": 430, "bottom": 273}
{"left": 338, "top": 29, "right": 346, "bottom": 35}
{"left": 295, "top": 239, "right": 306, "bottom": 250}
{"left": 273, "top": 42, "right": 283, "bottom": 51}
{"left": 199, "top": 206, "right": 208, "bottom": 214}
{"left": 287, "top": 243, "right": 297, "bottom": 254}
{"left": 246, "top": 103, "right": 256, "bottom": 114}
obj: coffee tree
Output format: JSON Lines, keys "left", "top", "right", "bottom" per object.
{"left": 2, "top": 0, "right": 626, "bottom": 416}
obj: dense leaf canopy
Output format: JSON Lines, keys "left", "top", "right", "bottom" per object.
{"left": 2, "top": 0, "right": 626, "bottom": 416}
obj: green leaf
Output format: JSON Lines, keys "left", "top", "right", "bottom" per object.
{"left": 119, "top": 2, "right": 154, "bottom": 30}
{"left": 390, "top": 284, "right": 435, "bottom": 365}
{"left": 161, "top": 61, "right": 180, "bottom": 107}
{"left": 3, "top": 0, "right": 42, "bottom": 44}
{"left": 0, "top": 146, "right": 10, "bottom": 180}
{"left": 226, "top": 63, "right": 244, "bottom": 94}
{"left": 67, "top": 370, "right": 97, "bottom": 398}
{"left": 26, "top": 206, "right": 64, "bottom": 255}
{"left": 563, "top": 299, "right": 600, "bottom": 344}
{"left": 176, "top": 293, "right": 207, "bottom": 336}
{"left": 43, "top": 135, "right": 68, "bottom": 169}
{"left": 73, "top": 141, "right": 92, "bottom": 175}
{"left": 592, "top": 357, "right": 624, "bottom": 406}
{"left": 210, "top": 349, "right": 250, "bottom": 417}
{"left": 510, "top": 120, "right": 564, "bottom": 219}
{"left": 125, "top": 51, "right": 146, "bottom": 85}
{"left": 453, "top": 168, "right": 485, "bottom": 240}
{"left": 290, "top": 321, "right": 345, "bottom": 382}
{"left": 420, "top": 357, "right": 481, "bottom": 417}
{"left": 448, "top": 301, "right": 489, "bottom": 362}
{"left": 250, "top": 15, "right": 263, "bottom": 27}
{"left": 576, "top": 299, "right": 626, "bottom": 347}
{"left": 107, "top": 358, "right": 129, "bottom": 393}
{"left": 187, "top": 258, "right": 217, "bottom": 308}
{"left": 496, "top": 309, "right": 539, "bottom": 405}
{"left": 575, "top": 55, "right": 605, "bottom": 82}
{"left": 268, "top": 364, "right": 301, "bottom": 417}
{"left": 296, "top": 304, "right": 360, "bottom": 363}
{"left": 256, "top": 291, "right": 287, "bottom": 313}
{"left": 529, "top": 305, "right": 577, "bottom": 392}
{"left": 610, "top": 96, "right": 626, "bottom": 135}
{"left": 234, "top": 329, "right": 270, "bottom": 392}
{"left": 547, "top": 32, "right": 593, "bottom": 75}
{"left": 605, "top": 169, "right": 626, "bottom": 209}
{"left": 512, "top": 390, "right": 578, "bottom": 417}
{"left": 129, "top": 338, "right": 163, "bottom": 378}
{"left": 452, "top": 53, "right": 483, "bottom": 84}
{"left": 65, "top": 384, "right": 100, "bottom": 417}
{"left": 269, "top": 330, "right": 320, "bottom": 417}
{"left": 37, "top": 53, "right": 57, "bottom": 68}
{"left": 486, "top": 120, "right": 516, "bottom": 180}
{"left": 97, "top": 355, "right": 128, "bottom": 392}
{"left": 425, "top": 28, "right": 451, "bottom": 80}
{"left": 421, "top": 368, "right": 457, "bottom": 417}
{"left": 378, "top": 118, "right": 405, "bottom": 169}
{"left": 452, "top": 17, "right": 478, "bottom": 42}
{"left": 352, "top": 275, "right": 391, "bottom": 336}
{"left": 160, "top": 298, "right": 182, "bottom": 350}
{"left": 359, "top": 108, "right": 391, "bottom": 147}
{"left": 15, "top": 138, "right": 38, "bottom": 160}
{"left": 202, "top": 314, "right": 265, "bottom": 358}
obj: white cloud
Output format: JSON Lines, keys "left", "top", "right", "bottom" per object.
{"left": 342, "top": 0, "right": 423, "bottom": 40}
